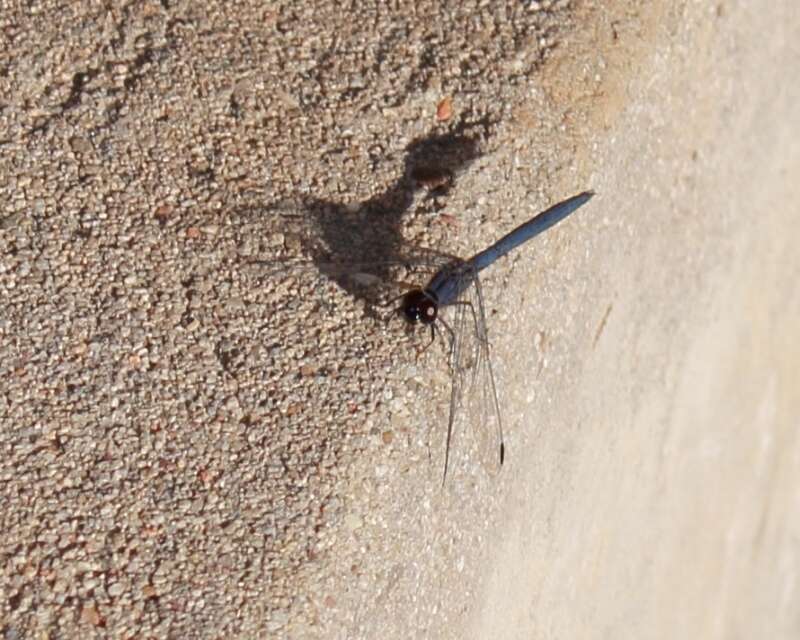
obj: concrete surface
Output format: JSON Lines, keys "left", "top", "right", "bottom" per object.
{"left": 477, "top": 3, "right": 800, "bottom": 638}
{"left": 1, "top": 1, "right": 798, "bottom": 639}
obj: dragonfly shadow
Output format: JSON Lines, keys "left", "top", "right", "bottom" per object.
{"left": 292, "top": 121, "right": 491, "bottom": 309}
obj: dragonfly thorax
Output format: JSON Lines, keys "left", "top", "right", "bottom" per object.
{"left": 400, "top": 289, "right": 438, "bottom": 325}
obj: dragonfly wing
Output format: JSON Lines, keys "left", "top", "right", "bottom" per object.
{"left": 439, "top": 268, "right": 504, "bottom": 479}
{"left": 247, "top": 254, "right": 458, "bottom": 311}
{"left": 441, "top": 291, "right": 470, "bottom": 483}
{"left": 469, "top": 273, "right": 505, "bottom": 475}
{"left": 248, "top": 250, "right": 505, "bottom": 478}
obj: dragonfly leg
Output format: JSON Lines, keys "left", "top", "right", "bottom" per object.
{"left": 415, "top": 323, "right": 437, "bottom": 358}
{"left": 435, "top": 315, "right": 458, "bottom": 370}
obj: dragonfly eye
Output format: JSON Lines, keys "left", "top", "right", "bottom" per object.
{"left": 400, "top": 289, "right": 438, "bottom": 325}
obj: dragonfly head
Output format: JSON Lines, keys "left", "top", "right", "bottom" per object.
{"left": 399, "top": 289, "right": 438, "bottom": 326}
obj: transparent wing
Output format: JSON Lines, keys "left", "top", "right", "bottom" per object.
{"left": 246, "top": 252, "right": 459, "bottom": 316}
{"left": 439, "top": 268, "right": 504, "bottom": 481}
{"left": 231, "top": 202, "right": 504, "bottom": 481}
{"left": 237, "top": 197, "right": 460, "bottom": 290}
{"left": 247, "top": 249, "right": 504, "bottom": 481}
{"left": 469, "top": 272, "right": 505, "bottom": 475}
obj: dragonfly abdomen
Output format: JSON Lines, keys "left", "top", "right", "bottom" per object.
{"left": 467, "top": 191, "right": 594, "bottom": 273}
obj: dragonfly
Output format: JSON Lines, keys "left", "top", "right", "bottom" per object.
{"left": 255, "top": 191, "right": 594, "bottom": 482}
{"left": 393, "top": 191, "right": 593, "bottom": 481}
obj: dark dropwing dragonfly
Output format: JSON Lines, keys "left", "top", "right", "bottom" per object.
{"left": 394, "top": 191, "right": 593, "bottom": 481}
{"left": 257, "top": 191, "right": 594, "bottom": 482}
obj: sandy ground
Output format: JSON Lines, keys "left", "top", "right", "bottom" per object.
{"left": 1, "top": 1, "right": 799, "bottom": 638}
